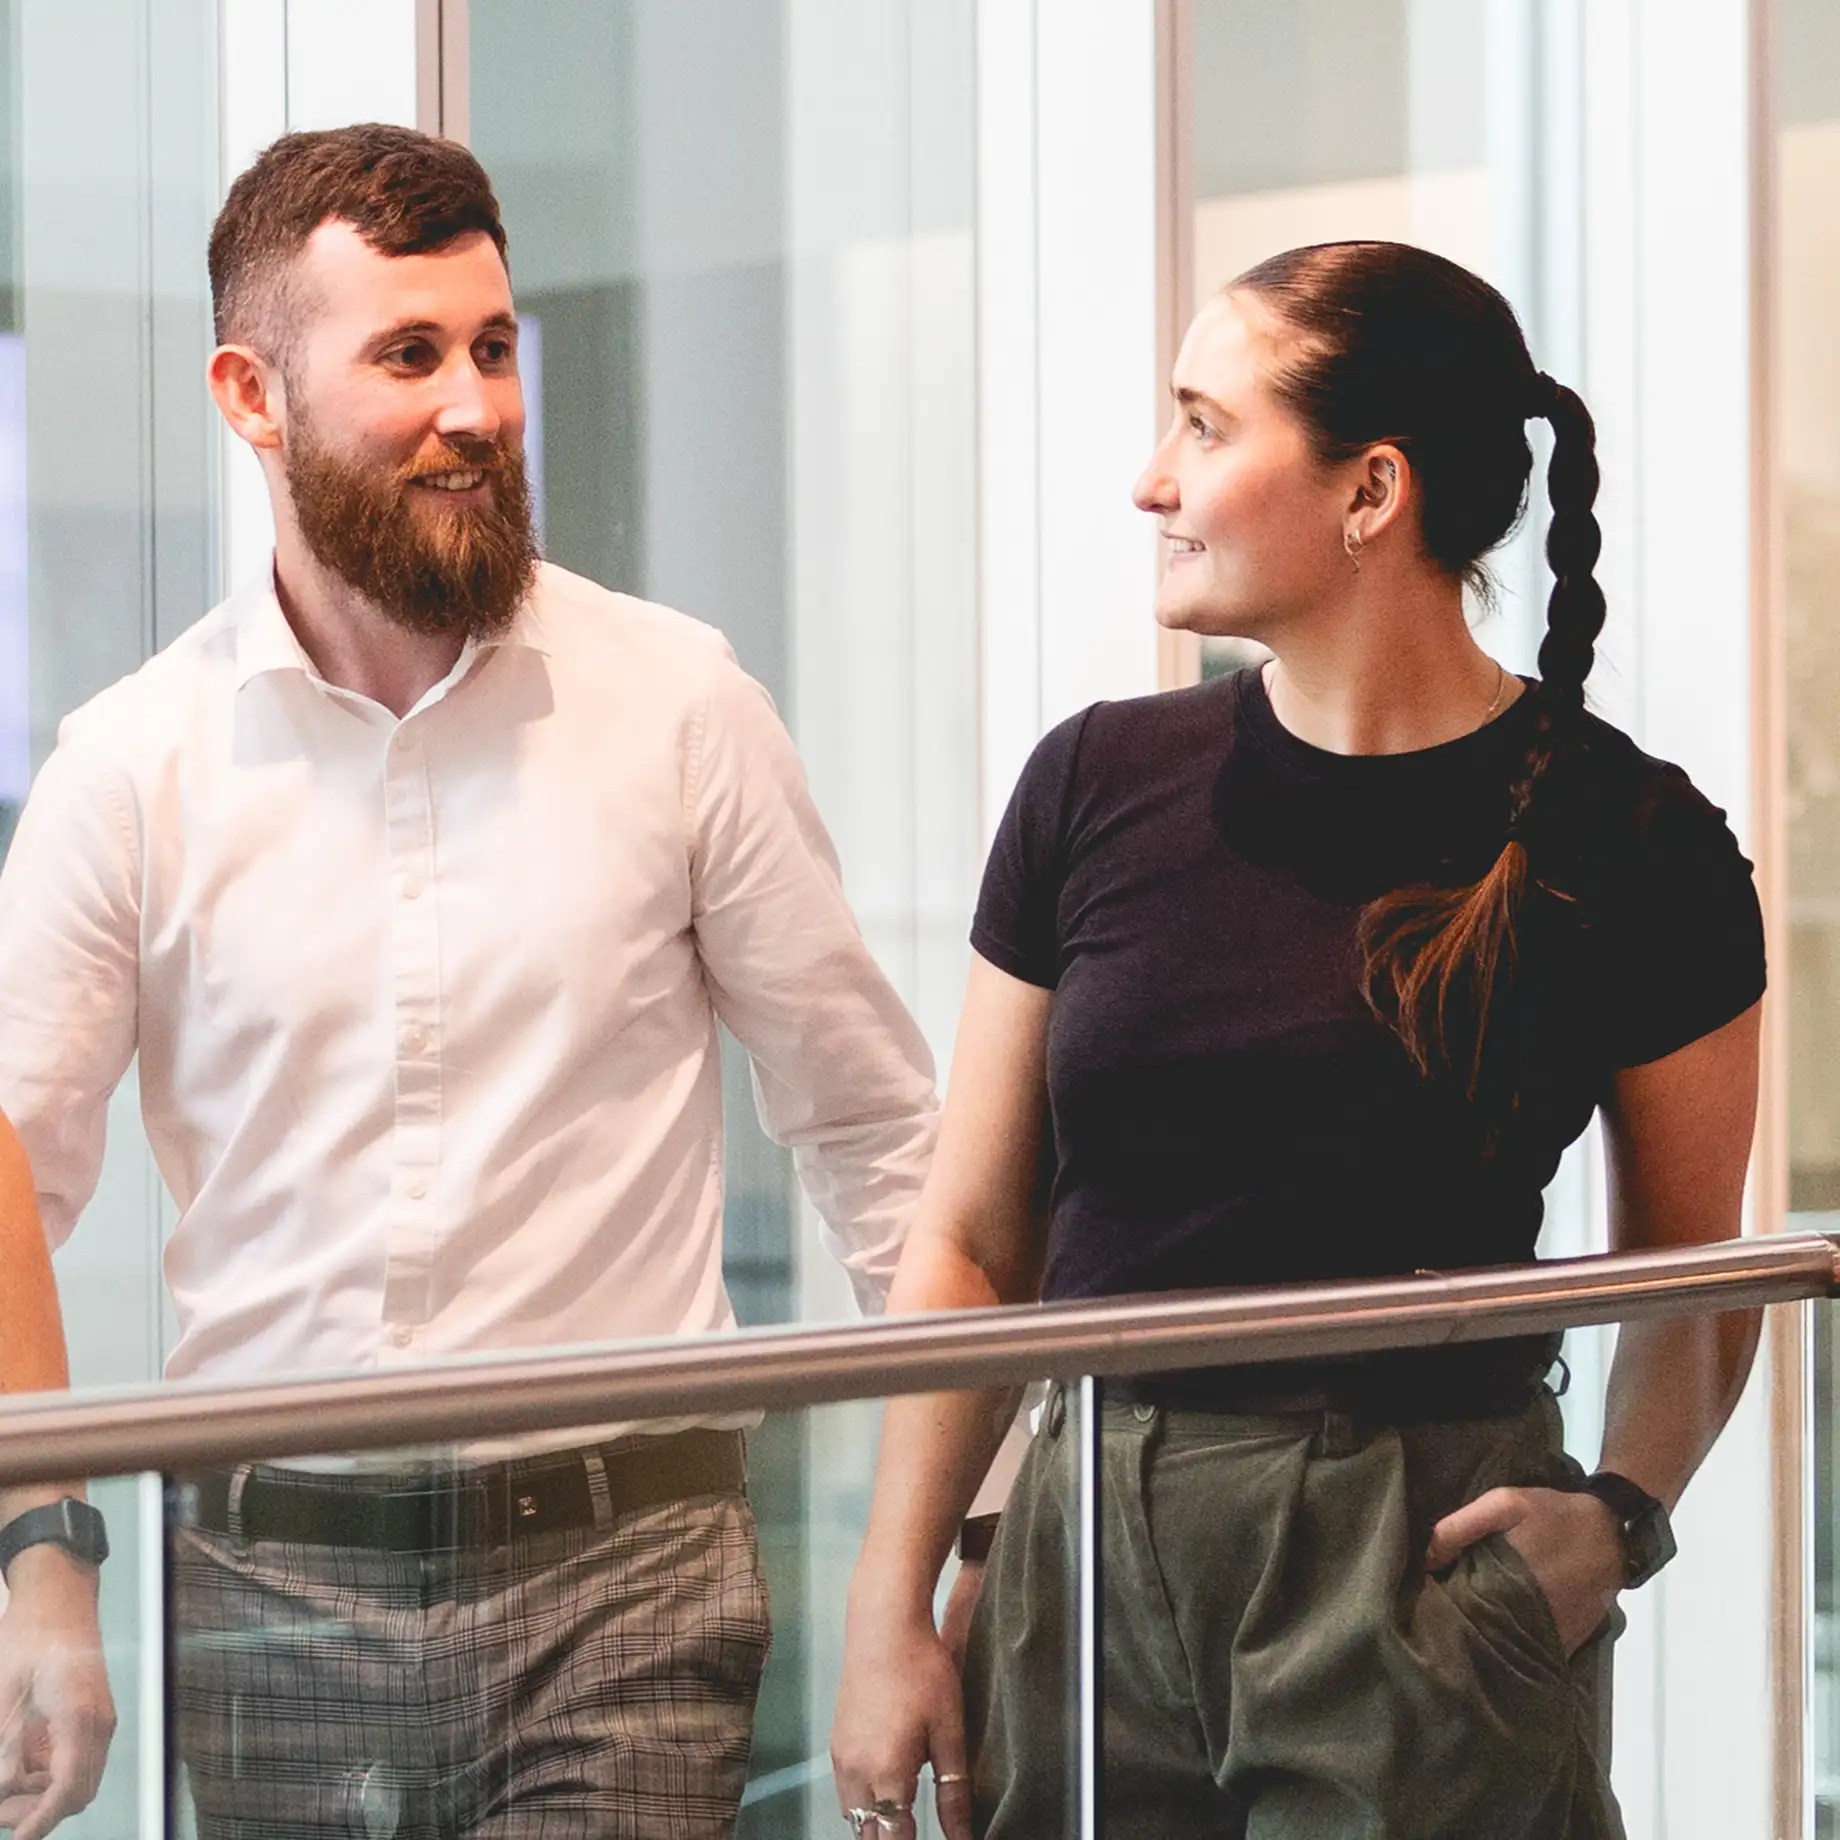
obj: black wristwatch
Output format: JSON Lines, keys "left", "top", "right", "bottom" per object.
{"left": 0, "top": 1499, "right": 111, "bottom": 1582}
{"left": 1581, "top": 1471, "right": 1674, "bottom": 1589}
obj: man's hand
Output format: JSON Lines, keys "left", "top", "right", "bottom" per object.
{"left": 1426, "top": 1484, "right": 1625, "bottom": 1655}
{"left": 0, "top": 1545, "right": 115, "bottom": 1840}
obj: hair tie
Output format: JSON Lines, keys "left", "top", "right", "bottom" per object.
{"left": 1526, "top": 370, "right": 1562, "bottom": 421}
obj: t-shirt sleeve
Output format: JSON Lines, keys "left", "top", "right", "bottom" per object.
{"left": 969, "top": 708, "right": 1094, "bottom": 989}
{"left": 1600, "top": 771, "right": 1767, "bottom": 1069}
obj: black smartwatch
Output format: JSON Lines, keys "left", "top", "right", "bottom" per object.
{"left": 0, "top": 1499, "right": 111, "bottom": 1582}
{"left": 1581, "top": 1471, "right": 1674, "bottom": 1589}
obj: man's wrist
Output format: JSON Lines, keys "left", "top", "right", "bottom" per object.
{"left": 2, "top": 1537, "right": 102, "bottom": 1597}
{"left": 0, "top": 1497, "right": 109, "bottom": 1584}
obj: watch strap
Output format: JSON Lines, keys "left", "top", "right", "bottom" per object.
{"left": 0, "top": 1499, "right": 110, "bottom": 1579}
{"left": 1581, "top": 1470, "right": 1674, "bottom": 1588}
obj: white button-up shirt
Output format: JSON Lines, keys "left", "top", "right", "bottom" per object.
{"left": 0, "top": 562, "right": 938, "bottom": 1401}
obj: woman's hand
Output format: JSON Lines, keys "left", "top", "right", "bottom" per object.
{"left": 1426, "top": 1485, "right": 1624, "bottom": 1654}
{"left": 831, "top": 1591, "right": 973, "bottom": 1840}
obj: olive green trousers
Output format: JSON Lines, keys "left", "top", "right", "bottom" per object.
{"left": 962, "top": 1385, "right": 1622, "bottom": 1840}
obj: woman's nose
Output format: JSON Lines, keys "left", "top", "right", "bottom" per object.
{"left": 1133, "top": 457, "right": 1176, "bottom": 515}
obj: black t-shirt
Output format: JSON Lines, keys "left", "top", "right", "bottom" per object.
{"left": 972, "top": 668, "right": 1765, "bottom": 1401}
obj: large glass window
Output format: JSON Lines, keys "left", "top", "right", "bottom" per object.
{"left": 466, "top": 6, "right": 978, "bottom": 1823}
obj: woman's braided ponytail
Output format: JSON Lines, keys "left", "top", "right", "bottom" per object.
{"left": 1357, "top": 371, "right": 1606, "bottom": 1095}
{"left": 1234, "top": 245, "right": 1609, "bottom": 1099}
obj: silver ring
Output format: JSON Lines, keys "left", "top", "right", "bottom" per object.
{"left": 846, "top": 1811, "right": 875, "bottom": 1837}
{"left": 935, "top": 1771, "right": 968, "bottom": 1786}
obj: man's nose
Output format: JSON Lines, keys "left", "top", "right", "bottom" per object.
{"left": 432, "top": 353, "right": 503, "bottom": 443}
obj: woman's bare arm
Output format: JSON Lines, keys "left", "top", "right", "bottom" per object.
{"left": 1429, "top": 1000, "right": 1763, "bottom": 1651}
{"left": 832, "top": 955, "right": 1052, "bottom": 1839}
{"left": 1597, "top": 999, "right": 1764, "bottom": 1506}
{"left": 851, "top": 954, "right": 1053, "bottom": 1613}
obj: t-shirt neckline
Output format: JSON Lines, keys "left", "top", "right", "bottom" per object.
{"left": 1233, "top": 663, "right": 1539, "bottom": 791}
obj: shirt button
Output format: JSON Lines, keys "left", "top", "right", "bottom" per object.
{"left": 401, "top": 1025, "right": 427, "bottom": 1056}
{"left": 405, "top": 1178, "right": 428, "bottom": 1201}
{"left": 388, "top": 1323, "right": 413, "bottom": 1348}
{"left": 397, "top": 729, "right": 421, "bottom": 752}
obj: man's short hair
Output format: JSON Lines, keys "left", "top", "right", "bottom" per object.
{"left": 209, "top": 123, "right": 509, "bottom": 359}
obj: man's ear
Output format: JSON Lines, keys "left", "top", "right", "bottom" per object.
{"left": 207, "top": 345, "right": 285, "bottom": 451}
{"left": 1344, "top": 444, "right": 1412, "bottom": 546}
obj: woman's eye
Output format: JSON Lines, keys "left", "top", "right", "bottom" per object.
{"left": 1188, "top": 414, "right": 1215, "bottom": 440}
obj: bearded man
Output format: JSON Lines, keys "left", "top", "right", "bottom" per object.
{"left": 0, "top": 125, "right": 939, "bottom": 1840}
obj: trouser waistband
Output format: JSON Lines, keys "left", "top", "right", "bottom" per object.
{"left": 178, "top": 1429, "right": 747, "bottom": 1552}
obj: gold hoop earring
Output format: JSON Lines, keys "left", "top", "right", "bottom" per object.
{"left": 1344, "top": 528, "right": 1363, "bottom": 573}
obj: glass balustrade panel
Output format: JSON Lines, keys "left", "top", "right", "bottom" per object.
{"left": 149, "top": 1383, "right": 1081, "bottom": 1840}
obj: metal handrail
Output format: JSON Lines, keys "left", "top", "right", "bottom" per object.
{"left": 1, "top": 1233, "right": 1834, "bottom": 1487}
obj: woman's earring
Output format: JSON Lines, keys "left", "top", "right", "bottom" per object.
{"left": 1344, "top": 527, "right": 1363, "bottom": 573}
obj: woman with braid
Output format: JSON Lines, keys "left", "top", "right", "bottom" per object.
{"left": 831, "top": 241, "right": 1764, "bottom": 1840}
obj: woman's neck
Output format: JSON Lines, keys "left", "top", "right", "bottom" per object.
{"left": 1260, "top": 584, "right": 1519, "bottom": 757}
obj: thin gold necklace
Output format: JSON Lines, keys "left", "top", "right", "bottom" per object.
{"left": 1479, "top": 660, "right": 1511, "bottom": 723}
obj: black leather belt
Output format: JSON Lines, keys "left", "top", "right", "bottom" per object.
{"left": 1107, "top": 1335, "right": 1564, "bottom": 1423}
{"left": 180, "top": 1429, "right": 746, "bottom": 1552}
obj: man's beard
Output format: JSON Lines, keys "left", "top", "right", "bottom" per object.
{"left": 284, "top": 410, "right": 540, "bottom": 643}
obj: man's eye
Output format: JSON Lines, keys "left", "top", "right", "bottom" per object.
{"left": 478, "top": 338, "right": 515, "bottom": 365}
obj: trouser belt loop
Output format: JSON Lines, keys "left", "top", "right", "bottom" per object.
{"left": 582, "top": 1449, "right": 615, "bottom": 1531}
{"left": 1317, "top": 1410, "right": 1362, "bottom": 1460}
{"left": 226, "top": 1464, "right": 253, "bottom": 1555}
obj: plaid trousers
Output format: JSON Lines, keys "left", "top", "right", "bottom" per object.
{"left": 171, "top": 1483, "right": 771, "bottom": 1840}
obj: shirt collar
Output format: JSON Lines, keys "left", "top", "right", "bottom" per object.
{"left": 232, "top": 559, "right": 552, "bottom": 693}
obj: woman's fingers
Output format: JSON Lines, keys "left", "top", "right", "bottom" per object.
{"left": 928, "top": 1699, "right": 974, "bottom": 1840}
{"left": 1424, "top": 1485, "right": 1527, "bottom": 1570}
{"left": 934, "top": 1766, "right": 975, "bottom": 1840}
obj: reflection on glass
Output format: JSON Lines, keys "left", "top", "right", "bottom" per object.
{"left": 1783, "top": 0, "right": 1840, "bottom": 1823}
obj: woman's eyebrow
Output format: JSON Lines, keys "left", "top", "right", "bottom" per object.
{"left": 1174, "top": 385, "right": 1232, "bottom": 420}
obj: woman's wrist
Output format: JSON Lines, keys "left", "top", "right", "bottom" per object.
{"left": 847, "top": 1548, "right": 945, "bottom": 1630}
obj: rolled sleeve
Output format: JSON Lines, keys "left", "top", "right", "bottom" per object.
{"left": 687, "top": 644, "right": 939, "bottom": 1313}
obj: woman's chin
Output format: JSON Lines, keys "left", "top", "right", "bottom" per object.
{"left": 1155, "top": 596, "right": 1263, "bottom": 643}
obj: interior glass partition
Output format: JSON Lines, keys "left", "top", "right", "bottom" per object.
{"left": 464, "top": 4, "right": 979, "bottom": 1824}
{"left": 1781, "top": 0, "right": 1840, "bottom": 1827}
{"left": 1187, "top": 1, "right": 1570, "bottom": 688}
{"left": 0, "top": 5, "right": 218, "bottom": 1836}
